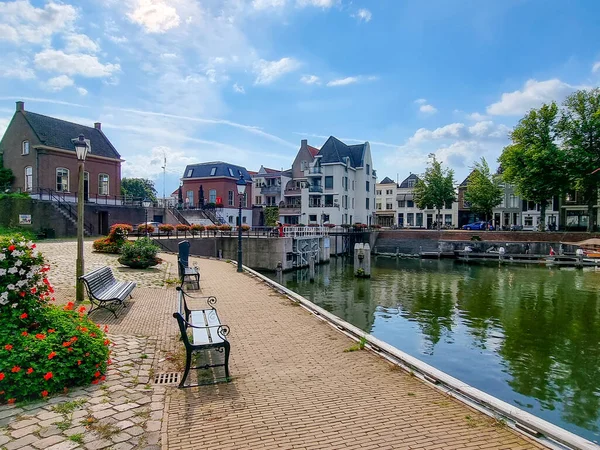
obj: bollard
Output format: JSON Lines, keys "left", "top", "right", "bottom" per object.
{"left": 276, "top": 261, "right": 283, "bottom": 284}
{"left": 218, "top": 249, "right": 222, "bottom": 260}
{"left": 499, "top": 246, "right": 505, "bottom": 262}
{"left": 309, "top": 255, "right": 315, "bottom": 283}
{"left": 576, "top": 248, "right": 584, "bottom": 269}
{"left": 395, "top": 247, "right": 399, "bottom": 258}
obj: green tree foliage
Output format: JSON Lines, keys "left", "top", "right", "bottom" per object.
{"left": 414, "top": 154, "right": 455, "bottom": 231}
{"left": 464, "top": 158, "right": 503, "bottom": 222}
{"left": 0, "top": 154, "right": 15, "bottom": 192}
{"left": 499, "top": 102, "right": 568, "bottom": 231}
{"left": 121, "top": 178, "right": 157, "bottom": 202}
{"left": 264, "top": 206, "right": 279, "bottom": 227}
{"left": 558, "top": 89, "right": 600, "bottom": 232}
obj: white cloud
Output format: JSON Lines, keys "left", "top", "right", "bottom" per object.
{"left": 593, "top": 61, "right": 600, "bottom": 73}
{"left": 45, "top": 75, "right": 74, "bottom": 91}
{"left": 327, "top": 77, "right": 358, "bottom": 87}
{"left": 64, "top": 34, "right": 99, "bottom": 53}
{"left": 486, "top": 78, "right": 578, "bottom": 116}
{"left": 468, "top": 112, "right": 488, "bottom": 121}
{"left": 233, "top": 83, "right": 245, "bottom": 94}
{"left": 300, "top": 75, "right": 320, "bottom": 85}
{"left": 253, "top": 57, "right": 301, "bottom": 85}
{"left": 252, "top": 0, "right": 286, "bottom": 9}
{"left": 127, "top": 0, "right": 180, "bottom": 33}
{"left": 435, "top": 141, "right": 483, "bottom": 169}
{"left": 355, "top": 8, "right": 372, "bottom": 22}
{"left": 419, "top": 104, "right": 437, "bottom": 114}
{"left": 414, "top": 98, "right": 427, "bottom": 105}
{"left": 297, "top": 0, "right": 337, "bottom": 7}
{"left": 0, "top": 117, "right": 10, "bottom": 140}
{"left": 34, "top": 49, "right": 120, "bottom": 78}
{"left": 77, "top": 87, "right": 88, "bottom": 96}
{"left": 0, "top": 58, "right": 36, "bottom": 80}
{"left": 0, "top": 0, "right": 77, "bottom": 45}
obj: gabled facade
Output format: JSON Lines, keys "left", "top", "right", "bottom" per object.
{"left": 0, "top": 101, "right": 122, "bottom": 203}
{"left": 180, "top": 161, "right": 253, "bottom": 226}
{"left": 375, "top": 177, "right": 397, "bottom": 227}
{"left": 397, "top": 173, "right": 457, "bottom": 228}
{"left": 252, "top": 165, "right": 291, "bottom": 208}
{"left": 302, "top": 136, "right": 376, "bottom": 226}
{"left": 281, "top": 140, "right": 319, "bottom": 224}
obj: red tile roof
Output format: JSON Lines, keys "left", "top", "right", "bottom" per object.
{"left": 308, "top": 145, "right": 320, "bottom": 157}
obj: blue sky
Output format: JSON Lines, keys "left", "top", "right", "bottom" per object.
{"left": 1, "top": 0, "right": 599, "bottom": 197}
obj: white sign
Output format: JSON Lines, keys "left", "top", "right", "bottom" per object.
{"left": 324, "top": 237, "right": 330, "bottom": 249}
{"left": 19, "top": 214, "right": 32, "bottom": 225}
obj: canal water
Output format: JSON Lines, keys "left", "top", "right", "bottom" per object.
{"left": 264, "top": 257, "right": 600, "bottom": 443}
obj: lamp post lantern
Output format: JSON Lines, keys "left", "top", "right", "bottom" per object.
{"left": 74, "top": 134, "right": 89, "bottom": 303}
{"left": 236, "top": 175, "right": 246, "bottom": 273}
{"left": 142, "top": 198, "right": 151, "bottom": 237}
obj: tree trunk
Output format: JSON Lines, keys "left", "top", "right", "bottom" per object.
{"left": 539, "top": 202, "right": 546, "bottom": 232}
{"left": 588, "top": 197, "right": 596, "bottom": 233}
{"left": 437, "top": 208, "right": 441, "bottom": 231}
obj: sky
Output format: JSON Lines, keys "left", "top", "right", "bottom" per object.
{"left": 0, "top": 0, "right": 599, "bottom": 197}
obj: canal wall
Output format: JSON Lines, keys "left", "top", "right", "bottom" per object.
{"left": 374, "top": 230, "right": 597, "bottom": 255}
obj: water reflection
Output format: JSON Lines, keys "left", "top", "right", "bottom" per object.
{"left": 268, "top": 257, "right": 600, "bottom": 442}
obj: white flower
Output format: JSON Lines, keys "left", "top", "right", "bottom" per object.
{"left": 18, "top": 269, "right": 25, "bottom": 276}
{"left": 12, "top": 303, "right": 18, "bottom": 308}
{"left": 15, "top": 260, "right": 22, "bottom": 267}
{"left": 16, "top": 280, "right": 26, "bottom": 288}
{"left": 6, "top": 284, "right": 15, "bottom": 291}
{"left": 0, "top": 269, "right": 6, "bottom": 276}
{"left": 0, "top": 254, "right": 5, "bottom": 261}
{"left": 8, "top": 267, "right": 17, "bottom": 274}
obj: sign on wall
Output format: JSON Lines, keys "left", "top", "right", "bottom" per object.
{"left": 19, "top": 214, "right": 32, "bottom": 225}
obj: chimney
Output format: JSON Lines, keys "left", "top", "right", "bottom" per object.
{"left": 16, "top": 101, "right": 24, "bottom": 112}
{"left": 94, "top": 122, "right": 102, "bottom": 131}
{"left": 301, "top": 139, "right": 307, "bottom": 150}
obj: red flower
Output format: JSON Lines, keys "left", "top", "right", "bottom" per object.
{"left": 47, "top": 329, "right": 55, "bottom": 333}
{"left": 70, "top": 336, "right": 77, "bottom": 342}
{"left": 80, "top": 327, "right": 88, "bottom": 332}
{"left": 4, "top": 344, "right": 13, "bottom": 351}
{"left": 43, "top": 277, "right": 50, "bottom": 284}
{"left": 19, "top": 292, "right": 26, "bottom": 298}
{"left": 21, "top": 331, "right": 28, "bottom": 336}
{"left": 43, "top": 372, "right": 53, "bottom": 381}
{"left": 19, "top": 313, "right": 28, "bottom": 319}
{"left": 107, "top": 359, "right": 112, "bottom": 365}
{"left": 41, "top": 390, "right": 48, "bottom": 398}
{"left": 8, "top": 245, "right": 15, "bottom": 251}
{"left": 78, "top": 306, "right": 86, "bottom": 313}
{"left": 11, "top": 366, "right": 21, "bottom": 373}
{"left": 91, "top": 379, "right": 99, "bottom": 384}
{"left": 49, "top": 287, "right": 55, "bottom": 294}
{"left": 85, "top": 352, "right": 90, "bottom": 357}
{"left": 30, "top": 287, "right": 37, "bottom": 294}
{"left": 31, "top": 243, "right": 36, "bottom": 249}
{"left": 67, "top": 347, "right": 73, "bottom": 352}
{"left": 26, "top": 368, "right": 34, "bottom": 374}
{"left": 77, "top": 360, "right": 82, "bottom": 366}
{"left": 103, "top": 339, "right": 110, "bottom": 346}
{"left": 90, "top": 333, "right": 97, "bottom": 338}
{"left": 48, "top": 351, "right": 56, "bottom": 360}
{"left": 62, "top": 341, "right": 71, "bottom": 347}
{"left": 103, "top": 325, "right": 109, "bottom": 333}
{"left": 64, "top": 302, "right": 74, "bottom": 311}
{"left": 35, "top": 334, "right": 46, "bottom": 340}
{"left": 7, "top": 398, "right": 15, "bottom": 404}
{"left": 0, "top": 373, "right": 5, "bottom": 381}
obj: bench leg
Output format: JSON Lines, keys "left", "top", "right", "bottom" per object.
{"left": 179, "top": 350, "right": 192, "bottom": 388}
{"left": 223, "top": 342, "right": 231, "bottom": 380}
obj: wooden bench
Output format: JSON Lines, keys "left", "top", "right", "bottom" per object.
{"left": 79, "top": 267, "right": 136, "bottom": 318}
{"left": 178, "top": 259, "right": 200, "bottom": 290}
{"left": 173, "top": 287, "right": 231, "bottom": 388}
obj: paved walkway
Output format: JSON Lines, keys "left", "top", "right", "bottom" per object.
{"left": 0, "top": 241, "right": 546, "bottom": 449}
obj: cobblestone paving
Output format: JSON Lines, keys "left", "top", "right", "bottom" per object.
{"left": 0, "top": 335, "right": 164, "bottom": 450}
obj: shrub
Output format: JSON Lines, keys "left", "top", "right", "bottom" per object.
{"left": 118, "top": 238, "right": 161, "bottom": 269}
{"left": 109, "top": 224, "right": 133, "bottom": 240}
{"left": 219, "top": 224, "right": 232, "bottom": 231}
{"left": 92, "top": 223, "right": 132, "bottom": 254}
{"left": 175, "top": 224, "right": 190, "bottom": 232}
{"left": 137, "top": 223, "right": 155, "bottom": 234}
{"left": 240, "top": 224, "right": 251, "bottom": 232}
{"left": 0, "top": 236, "right": 110, "bottom": 403}
{"left": 206, "top": 224, "right": 217, "bottom": 231}
{"left": 158, "top": 224, "right": 175, "bottom": 235}
{"left": 190, "top": 224, "right": 205, "bottom": 236}
{"left": 92, "top": 237, "right": 121, "bottom": 254}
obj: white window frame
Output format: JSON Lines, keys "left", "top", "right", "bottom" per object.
{"left": 228, "top": 190, "right": 234, "bottom": 206}
{"left": 210, "top": 167, "right": 217, "bottom": 176}
{"left": 98, "top": 173, "right": 109, "bottom": 196}
{"left": 22, "top": 140, "right": 30, "bottom": 155}
{"left": 56, "top": 168, "right": 70, "bottom": 192}
{"left": 24, "top": 166, "right": 32, "bottom": 192}
{"left": 209, "top": 189, "right": 217, "bottom": 203}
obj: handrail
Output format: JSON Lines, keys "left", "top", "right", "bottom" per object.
{"left": 39, "top": 188, "right": 94, "bottom": 235}
{"left": 170, "top": 207, "right": 191, "bottom": 226}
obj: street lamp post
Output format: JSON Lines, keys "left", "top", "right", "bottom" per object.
{"left": 142, "top": 198, "right": 151, "bottom": 238}
{"left": 74, "top": 135, "right": 89, "bottom": 303}
{"left": 236, "top": 175, "right": 246, "bottom": 273}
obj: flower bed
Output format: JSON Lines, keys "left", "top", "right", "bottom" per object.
{"left": 158, "top": 224, "right": 175, "bottom": 235}
{"left": 92, "top": 223, "right": 132, "bottom": 254}
{"left": 190, "top": 224, "right": 205, "bottom": 236}
{"left": 118, "top": 237, "right": 161, "bottom": 269}
{"left": 0, "top": 236, "right": 110, "bottom": 403}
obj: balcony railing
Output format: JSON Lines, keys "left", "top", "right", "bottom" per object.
{"left": 260, "top": 184, "right": 281, "bottom": 195}
{"left": 307, "top": 167, "right": 322, "bottom": 174}
{"left": 309, "top": 185, "right": 323, "bottom": 193}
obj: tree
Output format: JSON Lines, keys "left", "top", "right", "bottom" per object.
{"left": 464, "top": 158, "right": 503, "bottom": 223}
{"left": 121, "top": 178, "right": 157, "bottom": 202}
{"left": 558, "top": 89, "right": 600, "bottom": 232}
{"left": 414, "top": 154, "right": 455, "bottom": 231}
{"left": 0, "top": 154, "right": 14, "bottom": 192}
{"left": 499, "top": 102, "right": 568, "bottom": 231}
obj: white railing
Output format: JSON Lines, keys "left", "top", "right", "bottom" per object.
{"left": 283, "top": 226, "right": 329, "bottom": 238}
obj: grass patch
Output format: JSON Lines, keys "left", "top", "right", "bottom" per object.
{"left": 140, "top": 354, "right": 148, "bottom": 359}
{"left": 52, "top": 399, "right": 86, "bottom": 415}
{"left": 54, "top": 419, "right": 72, "bottom": 431}
{"left": 134, "top": 409, "right": 150, "bottom": 419}
{"left": 406, "top": 392, "right": 415, "bottom": 397}
{"left": 0, "top": 226, "right": 37, "bottom": 241}
{"left": 68, "top": 433, "right": 84, "bottom": 444}
{"left": 343, "top": 336, "right": 367, "bottom": 353}
{"left": 88, "top": 422, "right": 120, "bottom": 440}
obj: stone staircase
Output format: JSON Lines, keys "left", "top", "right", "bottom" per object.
{"left": 49, "top": 202, "right": 93, "bottom": 236}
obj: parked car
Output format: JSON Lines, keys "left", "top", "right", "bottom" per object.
{"left": 462, "top": 221, "right": 494, "bottom": 231}
{"left": 135, "top": 222, "right": 163, "bottom": 234}
{"left": 509, "top": 224, "right": 523, "bottom": 231}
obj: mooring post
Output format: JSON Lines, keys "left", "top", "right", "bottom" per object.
{"left": 576, "top": 248, "right": 584, "bottom": 269}
{"left": 309, "top": 255, "right": 315, "bottom": 283}
{"left": 276, "top": 261, "right": 283, "bottom": 284}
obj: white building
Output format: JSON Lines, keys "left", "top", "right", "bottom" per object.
{"left": 375, "top": 177, "right": 398, "bottom": 227}
{"left": 301, "top": 136, "right": 377, "bottom": 226}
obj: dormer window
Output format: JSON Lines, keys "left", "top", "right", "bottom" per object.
{"left": 186, "top": 169, "right": 193, "bottom": 177}
{"left": 22, "top": 140, "right": 30, "bottom": 155}
{"left": 228, "top": 168, "right": 234, "bottom": 177}
{"left": 210, "top": 167, "right": 217, "bottom": 176}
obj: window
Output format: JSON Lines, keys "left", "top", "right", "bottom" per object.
{"left": 366, "top": 181, "right": 370, "bottom": 192}
{"left": 352, "top": 180, "right": 355, "bottom": 190}
{"left": 255, "top": 196, "right": 262, "bottom": 204}
{"left": 324, "top": 195, "right": 334, "bottom": 207}
{"left": 22, "top": 141, "right": 29, "bottom": 155}
{"left": 228, "top": 168, "right": 234, "bottom": 177}
{"left": 445, "top": 214, "right": 452, "bottom": 225}
{"left": 416, "top": 213, "right": 423, "bottom": 227}
{"left": 242, "top": 216, "right": 247, "bottom": 224}
{"left": 243, "top": 192, "right": 247, "bottom": 207}
{"left": 398, "top": 213, "right": 404, "bottom": 226}
{"left": 407, "top": 200, "right": 414, "bottom": 208}
{"left": 98, "top": 174, "right": 109, "bottom": 196}
{"left": 228, "top": 190, "right": 234, "bottom": 206}
{"left": 323, "top": 214, "right": 330, "bottom": 223}
{"left": 376, "top": 190, "right": 382, "bottom": 195}
{"left": 309, "top": 214, "right": 317, "bottom": 222}
{"left": 366, "top": 198, "right": 370, "bottom": 210}
{"left": 186, "top": 190, "right": 193, "bottom": 206}
{"left": 209, "top": 189, "right": 217, "bottom": 203}
{"left": 186, "top": 169, "right": 193, "bottom": 177}
{"left": 24, "top": 166, "right": 32, "bottom": 191}
{"left": 376, "top": 202, "right": 382, "bottom": 210}
{"left": 386, "top": 189, "right": 393, "bottom": 195}
{"left": 56, "top": 168, "right": 69, "bottom": 192}
{"left": 325, "top": 176, "right": 333, "bottom": 189}
{"left": 210, "top": 167, "right": 217, "bottom": 176}
{"left": 366, "top": 164, "right": 370, "bottom": 175}
{"left": 386, "top": 202, "right": 393, "bottom": 210}
{"left": 407, "top": 213, "right": 414, "bottom": 226}
{"left": 343, "top": 177, "right": 348, "bottom": 191}
{"left": 228, "top": 216, "right": 234, "bottom": 224}
{"left": 352, "top": 198, "right": 355, "bottom": 208}
{"left": 524, "top": 216, "right": 533, "bottom": 226}
{"left": 407, "top": 179, "right": 415, "bottom": 188}
{"left": 398, "top": 200, "right": 405, "bottom": 208}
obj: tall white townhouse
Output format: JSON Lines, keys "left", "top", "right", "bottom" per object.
{"left": 375, "top": 177, "right": 398, "bottom": 227}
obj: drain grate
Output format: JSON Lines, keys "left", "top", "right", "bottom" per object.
{"left": 153, "top": 372, "right": 181, "bottom": 385}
